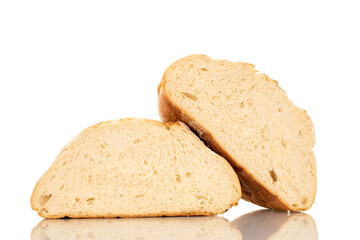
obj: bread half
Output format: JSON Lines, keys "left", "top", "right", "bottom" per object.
{"left": 232, "top": 210, "right": 318, "bottom": 239}
{"left": 32, "top": 217, "right": 242, "bottom": 240}
{"left": 31, "top": 118, "right": 241, "bottom": 218}
{"left": 158, "top": 55, "right": 316, "bottom": 211}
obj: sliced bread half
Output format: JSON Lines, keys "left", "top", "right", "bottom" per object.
{"left": 31, "top": 118, "right": 241, "bottom": 218}
{"left": 158, "top": 55, "right": 316, "bottom": 211}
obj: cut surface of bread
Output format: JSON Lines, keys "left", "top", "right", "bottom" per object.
{"left": 232, "top": 210, "right": 318, "bottom": 240}
{"left": 31, "top": 118, "right": 240, "bottom": 218}
{"left": 158, "top": 54, "right": 316, "bottom": 211}
{"left": 32, "top": 217, "right": 242, "bottom": 240}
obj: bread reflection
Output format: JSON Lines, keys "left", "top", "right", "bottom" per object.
{"left": 32, "top": 216, "right": 242, "bottom": 240}
{"left": 232, "top": 210, "right": 318, "bottom": 240}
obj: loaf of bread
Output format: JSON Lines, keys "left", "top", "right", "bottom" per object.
{"left": 232, "top": 210, "right": 318, "bottom": 239}
{"left": 158, "top": 55, "right": 316, "bottom": 211}
{"left": 32, "top": 217, "right": 242, "bottom": 240}
{"left": 30, "top": 118, "right": 241, "bottom": 218}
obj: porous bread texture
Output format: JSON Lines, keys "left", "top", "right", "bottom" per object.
{"left": 31, "top": 217, "right": 242, "bottom": 240}
{"left": 31, "top": 118, "right": 241, "bottom": 218}
{"left": 158, "top": 54, "right": 316, "bottom": 211}
{"left": 232, "top": 210, "right": 318, "bottom": 240}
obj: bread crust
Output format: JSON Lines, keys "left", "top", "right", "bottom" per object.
{"left": 34, "top": 208, "right": 234, "bottom": 219}
{"left": 158, "top": 60, "right": 311, "bottom": 211}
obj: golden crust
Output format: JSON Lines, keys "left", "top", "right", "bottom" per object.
{"left": 35, "top": 206, "right": 236, "bottom": 219}
{"left": 158, "top": 55, "right": 313, "bottom": 211}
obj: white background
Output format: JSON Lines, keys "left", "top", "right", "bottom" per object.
{"left": 1, "top": 0, "right": 359, "bottom": 239}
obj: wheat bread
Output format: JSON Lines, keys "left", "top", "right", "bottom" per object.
{"left": 232, "top": 210, "right": 318, "bottom": 239}
{"left": 158, "top": 55, "right": 316, "bottom": 211}
{"left": 31, "top": 217, "right": 242, "bottom": 240}
{"left": 31, "top": 118, "right": 241, "bottom": 218}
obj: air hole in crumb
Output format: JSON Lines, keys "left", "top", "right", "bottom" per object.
{"left": 269, "top": 170, "right": 278, "bottom": 182}
{"left": 165, "top": 125, "right": 170, "bottom": 130}
{"left": 186, "top": 172, "right": 192, "bottom": 178}
{"left": 62, "top": 161, "right": 67, "bottom": 166}
{"left": 176, "top": 174, "right": 182, "bottom": 183}
{"left": 232, "top": 184, "right": 239, "bottom": 192}
{"left": 136, "top": 194, "right": 144, "bottom": 198}
{"left": 154, "top": 170, "right": 158, "bottom": 175}
{"left": 133, "top": 139, "right": 142, "bottom": 144}
{"left": 144, "top": 160, "right": 148, "bottom": 166}
{"left": 60, "top": 185, "right": 64, "bottom": 190}
{"left": 200, "top": 68, "right": 208, "bottom": 71}
{"left": 75, "top": 197, "right": 80, "bottom": 203}
{"left": 39, "top": 194, "right": 52, "bottom": 206}
{"left": 239, "top": 101, "right": 245, "bottom": 108}
{"left": 40, "top": 208, "right": 48, "bottom": 213}
{"left": 281, "top": 139, "right": 287, "bottom": 148}
{"left": 84, "top": 154, "right": 89, "bottom": 159}
{"left": 86, "top": 198, "right": 95, "bottom": 205}
{"left": 299, "top": 131, "right": 303, "bottom": 137}
{"left": 194, "top": 193, "right": 207, "bottom": 200}
{"left": 181, "top": 92, "right": 198, "bottom": 101}
{"left": 261, "top": 145, "right": 265, "bottom": 150}
{"left": 278, "top": 108, "right": 282, "bottom": 112}
{"left": 302, "top": 197, "right": 308, "bottom": 205}
{"left": 292, "top": 203, "right": 299, "bottom": 208}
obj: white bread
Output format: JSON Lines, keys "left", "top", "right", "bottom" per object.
{"left": 31, "top": 217, "right": 242, "bottom": 240}
{"left": 31, "top": 118, "right": 241, "bottom": 218}
{"left": 232, "top": 210, "right": 318, "bottom": 239}
{"left": 158, "top": 55, "right": 316, "bottom": 211}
